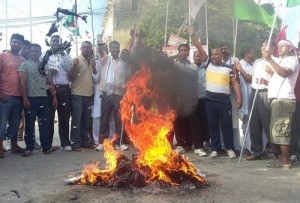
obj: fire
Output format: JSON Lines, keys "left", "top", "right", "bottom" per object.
{"left": 73, "top": 65, "right": 207, "bottom": 188}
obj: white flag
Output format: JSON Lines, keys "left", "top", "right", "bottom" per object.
{"left": 189, "top": 0, "right": 205, "bottom": 20}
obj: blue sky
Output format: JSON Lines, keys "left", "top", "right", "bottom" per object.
{"left": 0, "top": 0, "right": 107, "bottom": 52}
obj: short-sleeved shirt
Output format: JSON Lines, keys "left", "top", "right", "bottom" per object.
{"left": 206, "top": 63, "right": 233, "bottom": 95}
{"left": 71, "top": 55, "right": 96, "bottom": 97}
{"left": 0, "top": 51, "right": 24, "bottom": 96}
{"left": 268, "top": 56, "right": 299, "bottom": 99}
{"left": 251, "top": 56, "right": 279, "bottom": 89}
{"left": 18, "top": 60, "right": 48, "bottom": 97}
{"left": 46, "top": 51, "right": 72, "bottom": 85}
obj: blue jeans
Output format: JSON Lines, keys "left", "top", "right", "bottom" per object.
{"left": 70, "top": 95, "right": 92, "bottom": 148}
{"left": 0, "top": 96, "right": 22, "bottom": 140}
{"left": 24, "top": 97, "right": 52, "bottom": 152}
{"left": 205, "top": 99, "right": 235, "bottom": 152}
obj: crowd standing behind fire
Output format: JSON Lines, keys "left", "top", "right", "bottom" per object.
{"left": 0, "top": 27, "right": 300, "bottom": 169}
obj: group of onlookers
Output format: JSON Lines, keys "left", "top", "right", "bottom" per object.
{"left": 172, "top": 27, "right": 300, "bottom": 169}
{"left": 0, "top": 33, "right": 129, "bottom": 158}
{"left": 1, "top": 30, "right": 300, "bottom": 170}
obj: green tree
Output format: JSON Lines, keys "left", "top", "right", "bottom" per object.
{"left": 138, "top": 0, "right": 279, "bottom": 55}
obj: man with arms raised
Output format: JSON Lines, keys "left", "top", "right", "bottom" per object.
{"left": 265, "top": 40, "right": 299, "bottom": 169}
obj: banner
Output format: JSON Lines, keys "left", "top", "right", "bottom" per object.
{"left": 168, "top": 34, "right": 187, "bottom": 47}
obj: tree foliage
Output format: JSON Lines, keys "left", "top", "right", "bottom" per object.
{"left": 138, "top": 0, "right": 279, "bottom": 56}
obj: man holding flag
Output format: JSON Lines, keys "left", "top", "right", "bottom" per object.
{"left": 265, "top": 40, "right": 299, "bottom": 169}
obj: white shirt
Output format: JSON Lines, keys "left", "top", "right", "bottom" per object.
{"left": 268, "top": 56, "right": 299, "bottom": 99}
{"left": 251, "top": 56, "right": 279, "bottom": 89}
{"left": 46, "top": 51, "right": 72, "bottom": 85}
{"left": 239, "top": 59, "right": 253, "bottom": 117}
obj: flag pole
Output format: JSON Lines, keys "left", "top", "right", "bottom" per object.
{"left": 237, "top": 8, "right": 278, "bottom": 167}
{"left": 163, "top": 0, "right": 170, "bottom": 47}
{"left": 29, "top": 0, "right": 33, "bottom": 42}
{"left": 89, "top": 0, "right": 96, "bottom": 55}
{"left": 233, "top": 19, "right": 238, "bottom": 60}
{"left": 59, "top": 0, "right": 64, "bottom": 38}
{"left": 189, "top": 0, "right": 192, "bottom": 61}
{"left": 5, "top": 0, "right": 8, "bottom": 50}
{"left": 205, "top": 0, "right": 208, "bottom": 48}
{"left": 74, "top": 0, "right": 78, "bottom": 57}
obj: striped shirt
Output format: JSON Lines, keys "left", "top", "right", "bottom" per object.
{"left": 206, "top": 63, "right": 233, "bottom": 95}
{"left": 46, "top": 51, "right": 72, "bottom": 85}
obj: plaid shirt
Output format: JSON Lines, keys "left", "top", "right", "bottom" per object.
{"left": 46, "top": 51, "right": 72, "bottom": 85}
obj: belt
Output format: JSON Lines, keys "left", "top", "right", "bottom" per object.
{"left": 55, "top": 84, "right": 70, "bottom": 88}
{"left": 252, "top": 88, "right": 268, "bottom": 93}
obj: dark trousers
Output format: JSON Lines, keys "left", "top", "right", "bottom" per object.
{"left": 249, "top": 90, "right": 280, "bottom": 156}
{"left": 174, "top": 117, "right": 193, "bottom": 148}
{"left": 291, "top": 102, "right": 300, "bottom": 156}
{"left": 196, "top": 98, "right": 210, "bottom": 143}
{"left": 205, "top": 99, "right": 235, "bottom": 151}
{"left": 99, "top": 93, "right": 122, "bottom": 144}
{"left": 187, "top": 109, "right": 206, "bottom": 149}
{"left": 70, "top": 95, "right": 92, "bottom": 148}
{"left": 48, "top": 85, "right": 71, "bottom": 147}
{"left": 0, "top": 96, "right": 22, "bottom": 140}
{"left": 24, "top": 97, "right": 51, "bottom": 152}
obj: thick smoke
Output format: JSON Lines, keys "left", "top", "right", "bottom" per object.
{"left": 129, "top": 46, "right": 198, "bottom": 117}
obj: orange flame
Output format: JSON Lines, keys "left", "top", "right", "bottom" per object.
{"left": 75, "top": 65, "right": 207, "bottom": 187}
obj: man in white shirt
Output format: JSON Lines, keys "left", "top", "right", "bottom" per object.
{"left": 247, "top": 40, "right": 280, "bottom": 160}
{"left": 265, "top": 40, "right": 299, "bottom": 169}
{"left": 235, "top": 47, "right": 255, "bottom": 152}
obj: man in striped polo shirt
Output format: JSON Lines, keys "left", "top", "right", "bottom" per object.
{"left": 205, "top": 48, "right": 242, "bottom": 159}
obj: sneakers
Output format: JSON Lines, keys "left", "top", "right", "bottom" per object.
{"left": 227, "top": 149, "right": 237, "bottom": 159}
{"left": 63, "top": 146, "right": 72, "bottom": 151}
{"left": 210, "top": 151, "right": 218, "bottom": 158}
{"left": 175, "top": 146, "right": 185, "bottom": 154}
{"left": 34, "top": 141, "right": 41, "bottom": 150}
{"left": 95, "top": 144, "right": 103, "bottom": 151}
{"left": 115, "top": 144, "right": 129, "bottom": 150}
{"left": 44, "top": 145, "right": 60, "bottom": 154}
{"left": 194, "top": 148, "right": 207, "bottom": 157}
{"left": 5, "top": 141, "right": 11, "bottom": 151}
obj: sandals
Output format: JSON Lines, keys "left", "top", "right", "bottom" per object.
{"left": 246, "top": 155, "right": 261, "bottom": 161}
{"left": 22, "top": 150, "right": 32, "bottom": 157}
{"left": 44, "top": 146, "right": 60, "bottom": 154}
{"left": 11, "top": 146, "right": 25, "bottom": 154}
{"left": 267, "top": 161, "right": 292, "bottom": 169}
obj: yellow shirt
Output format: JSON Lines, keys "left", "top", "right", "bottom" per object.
{"left": 71, "top": 55, "right": 94, "bottom": 97}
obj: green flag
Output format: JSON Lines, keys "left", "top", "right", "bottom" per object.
{"left": 286, "top": 0, "right": 300, "bottom": 7}
{"left": 233, "top": 0, "right": 276, "bottom": 28}
{"left": 63, "top": 4, "right": 80, "bottom": 36}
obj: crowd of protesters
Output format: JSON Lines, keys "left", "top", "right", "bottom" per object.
{"left": 0, "top": 29, "right": 300, "bottom": 169}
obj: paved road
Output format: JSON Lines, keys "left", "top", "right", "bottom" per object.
{"left": 0, "top": 130, "right": 300, "bottom": 203}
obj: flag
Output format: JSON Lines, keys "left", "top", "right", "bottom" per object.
{"left": 286, "top": 0, "right": 300, "bottom": 7}
{"left": 273, "top": 25, "right": 287, "bottom": 57}
{"left": 233, "top": 0, "right": 276, "bottom": 28}
{"left": 63, "top": 0, "right": 80, "bottom": 36}
{"left": 189, "top": 0, "right": 205, "bottom": 20}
